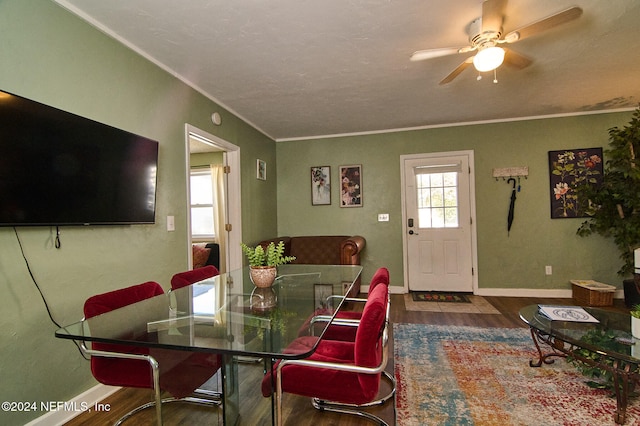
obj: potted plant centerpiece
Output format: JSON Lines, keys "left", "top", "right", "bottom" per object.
{"left": 576, "top": 106, "right": 640, "bottom": 305}
{"left": 241, "top": 241, "right": 296, "bottom": 288}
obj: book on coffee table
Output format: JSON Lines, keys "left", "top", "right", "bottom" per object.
{"left": 537, "top": 305, "right": 599, "bottom": 323}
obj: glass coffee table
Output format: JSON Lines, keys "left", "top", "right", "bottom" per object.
{"left": 519, "top": 304, "right": 640, "bottom": 424}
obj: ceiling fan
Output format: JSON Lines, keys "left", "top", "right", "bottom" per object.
{"left": 410, "top": 0, "right": 583, "bottom": 84}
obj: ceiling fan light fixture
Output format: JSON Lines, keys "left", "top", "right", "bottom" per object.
{"left": 473, "top": 46, "right": 505, "bottom": 72}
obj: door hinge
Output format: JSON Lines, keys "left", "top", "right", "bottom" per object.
{"left": 472, "top": 267, "right": 475, "bottom": 276}
{"left": 225, "top": 223, "right": 232, "bottom": 232}
{"left": 223, "top": 165, "right": 231, "bottom": 174}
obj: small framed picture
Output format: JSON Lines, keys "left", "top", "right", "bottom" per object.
{"left": 314, "top": 284, "right": 333, "bottom": 310}
{"left": 257, "top": 159, "right": 267, "bottom": 180}
{"left": 311, "top": 166, "right": 331, "bottom": 205}
{"left": 340, "top": 164, "right": 362, "bottom": 207}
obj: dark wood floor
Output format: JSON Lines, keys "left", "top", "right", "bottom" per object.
{"left": 64, "top": 295, "right": 630, "bottom": 426}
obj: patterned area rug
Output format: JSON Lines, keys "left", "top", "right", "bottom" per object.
{"left": 411, "top": 292, "right": 471, "bottom": 303}
{"left": 394, "top": 324, "right": 640, "bottom": 425}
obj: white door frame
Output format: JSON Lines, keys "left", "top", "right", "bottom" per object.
{"left": 185, "top": 124, "right": 243, "bottom": 271}
{"left": 400, "top": 150, "right": 478, "bottom": 294}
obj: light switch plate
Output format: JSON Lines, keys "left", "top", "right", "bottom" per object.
{"left": 167, "top": 215, "right": 175, "bottom": 231}
{"left": 378, "top": 213, "right": 389, "bottom": 222}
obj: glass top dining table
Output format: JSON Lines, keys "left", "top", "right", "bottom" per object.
{"left": 55, "top": 264, "right": 362, "bottom": 425}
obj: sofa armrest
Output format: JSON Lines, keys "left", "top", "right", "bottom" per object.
{"left": 340, "top": 236, "right": 366, "bottom": 265}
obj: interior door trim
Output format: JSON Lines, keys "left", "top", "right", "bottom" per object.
{"left": 185, "top": 124, "right": 243, "bottom": 272}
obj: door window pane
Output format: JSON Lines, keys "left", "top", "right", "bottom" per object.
{"left": 416, "top": 171, "right": 459, "bottom": 228}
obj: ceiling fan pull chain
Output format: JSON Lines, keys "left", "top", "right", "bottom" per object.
{"left": 493, "top": 69, "right": 498, "bottom": 84}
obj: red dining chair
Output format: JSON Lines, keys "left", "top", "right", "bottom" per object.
{"left": 82, "top": 281, "right": 221, "bottom": 426}
{"left": 300, "top": 267, "right": 390, "bottom": 340}
{"left": 300, "top": 267, "right": 395, "bottom": 409}
{"left": 322, "top": 267, "right": 390, "bottom": 341}
{"left": 170, "top": 266, "right": 224, "bottom": 395}
{"left": 261, "top": 283, "right": 393, "bottom": 425}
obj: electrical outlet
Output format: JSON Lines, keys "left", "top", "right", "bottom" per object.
{"left": 545, "top": 265, "right": 552, "bottom": 275}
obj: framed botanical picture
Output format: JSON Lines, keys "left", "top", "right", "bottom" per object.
{"left": 548, "top": 148, "right": 603, "bottom": 218}
{"left": 256, "top": 159, "right": 266, "bottom": 180}
{"left": 340, "top": 164, "right": 362, "bottom": 207}
{"left": 314, "top": 283, "right": 333, "bottom": 309}
{"left": 311, "top": 166, "right": 331, "bottom": 205}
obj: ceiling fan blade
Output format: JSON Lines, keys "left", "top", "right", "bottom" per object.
{"left": 439, "top": 57, "right": 474, "bottom": 85}
{"left": 410, "top": 47, "right": 465, "bottom": 61}
{"left": 482, "top": 0, "right": 507, "bottom": 33}
{"left": 503, "top": 48, "right": 532, "bottom": 69}
{"left": 504, "top": 6, "right": 583, "bottom": 42}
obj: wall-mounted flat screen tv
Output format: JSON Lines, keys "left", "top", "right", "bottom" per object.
{"left": 0, "top": 89, "right": 159, "bottom": 226}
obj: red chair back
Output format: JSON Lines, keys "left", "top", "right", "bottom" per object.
{"left": 84, "top": 282, "right": 164, "bottom": 389}
{"left": 368, "top": 267, "right": 389, "bottom": 293}
{"left": 353, "top": 283, "right": 388, "bottom": 396}
{"left": 84, "top": 281, "right": 164, "bottom": 318}
{"left": 170, "top": 265, "right": 219, "bottom": 290}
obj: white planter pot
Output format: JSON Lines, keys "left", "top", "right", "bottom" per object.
{"left": 631, "top": 316, "right": 640, "bottom": 339}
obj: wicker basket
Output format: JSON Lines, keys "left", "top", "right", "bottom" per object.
{"left": 571, "top": 280, "right": 615, "bottom": 306}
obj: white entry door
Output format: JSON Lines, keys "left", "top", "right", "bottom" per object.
{"left": 402, "top": 152, "right": 476, "bottom": 292}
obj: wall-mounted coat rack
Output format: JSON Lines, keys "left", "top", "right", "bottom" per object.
{"left": 492, "top": 167, "right": 528, "bottom": 235}
{"left": 492, "top": 166, "right": 529, "bottom": 181}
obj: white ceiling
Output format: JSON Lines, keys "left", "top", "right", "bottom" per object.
{"left": 54, "top": 0, "right": 640, "bottom": 141}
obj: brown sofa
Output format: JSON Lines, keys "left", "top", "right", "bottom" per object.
{"left": 258, "top": 235, "right": 366, "bottom": 294}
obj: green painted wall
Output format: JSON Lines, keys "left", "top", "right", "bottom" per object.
{"left": 0, "top": 1, "right": 276, "bottom": 424}
{"left": 0, "top": 2, "right": 634, "bottom": 425}
{"left": 276, "top": 113, "right": 632, "bottom": 291}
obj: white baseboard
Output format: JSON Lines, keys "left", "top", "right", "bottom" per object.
{"left": 388, "top": 285, "right": 624, "bottom": 300}
{"left": 25, "top": 384, "right": 121, "bottom": 426}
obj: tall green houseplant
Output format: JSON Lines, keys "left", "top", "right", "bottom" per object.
{"left": 577, "top": 106, "right": 640, "bottom": 276}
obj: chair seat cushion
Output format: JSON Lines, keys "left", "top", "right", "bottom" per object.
{"left": 322, "top": 310, "right": 362, "bottom": 341}
{"left": 262, "top": 337, "right": 378, "bottom": 404}
{"left": 154, "top": 350, "right": 220, "bottom": 399}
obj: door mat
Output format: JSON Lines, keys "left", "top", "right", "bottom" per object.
{"left": 411, "top": 291, "right": 471, "bottom": 303}
{"left": 404, "top": 294, "right": 500, "bottom": 313}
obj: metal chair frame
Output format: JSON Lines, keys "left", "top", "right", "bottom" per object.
{"left": 79, "top": 341, "right": 221, "bottom": 426}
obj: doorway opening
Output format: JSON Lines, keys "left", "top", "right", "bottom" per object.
{"left": 185, "top": 124, "right": 243, "bottom": 272}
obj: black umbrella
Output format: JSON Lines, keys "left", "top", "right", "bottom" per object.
{"left": 507, "top": 178, "right": 517, "bottom": 235}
